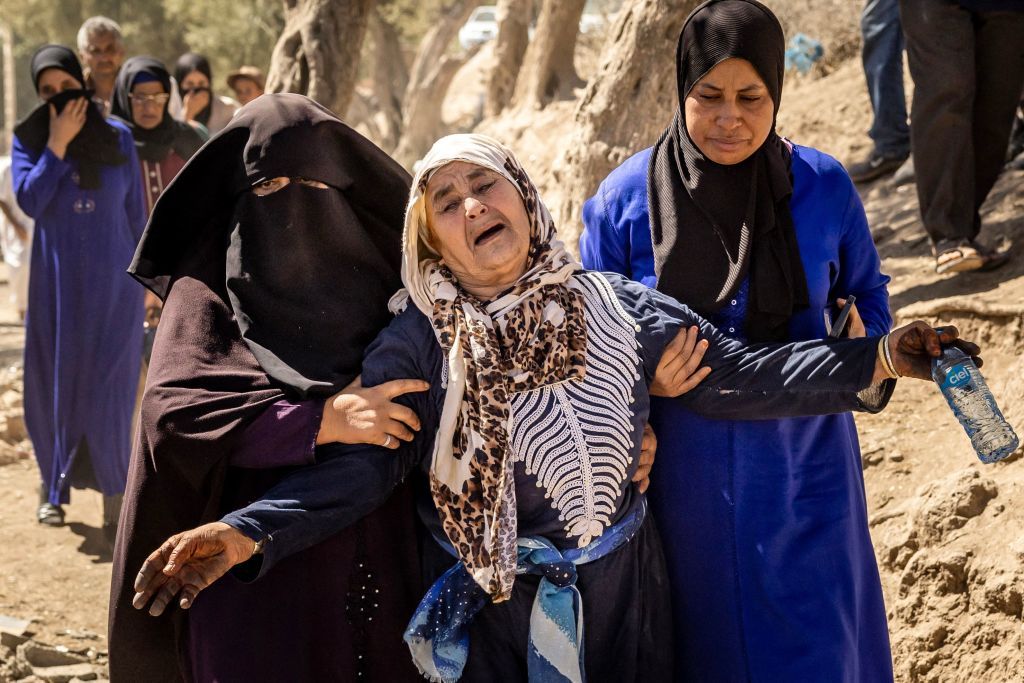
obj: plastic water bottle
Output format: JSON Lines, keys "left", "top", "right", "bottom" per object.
{"left": 932, "top": 347, "right": 1019, "bottom": 463}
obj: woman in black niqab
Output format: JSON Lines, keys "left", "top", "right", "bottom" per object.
{"left": 648, "top": 0, "right": 809, "bottom": 342}
{"left": 132, "top": 92, "right": 407, "bottom": 397}
{"left": 109, "top": 93, "right": 422, "bottom": 682}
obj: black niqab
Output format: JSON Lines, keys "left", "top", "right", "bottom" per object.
{"left": 648, "top": 0, "right": 808, "bottom": 342}
{"left": 14, "top": 44, "right": 126, "bottom": 190}
{"left": 174, "top": 52, "right": 214, "bottom": 126}
{"left": 110, "top": 56, "right": 203, "bottom": 163}
{"left": 130, "top": 93, "right": 411, "bottom": 398}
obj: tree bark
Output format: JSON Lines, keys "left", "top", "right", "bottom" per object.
{"left": 484, "top": 0, "right": 532, "bottom": 117}
{"left": 391, "top": 0, "right": 481, "bottom": 166}
{"left": 511, "top": 0, "right": 586, "bottom": 109}
{"left": 405, "top": 0, "right": 480, "bottom": 98}
{"left": 265, "top": 0, "right": 374, "bottom": 118}
{"left": 368, "top": 7, "right": 408, "bottom": 150}
{"left": 552, "top": 0, "right": 700, "bottom": 251}
{"left": 393, "top": 49, "right": 477, "bottom": 169}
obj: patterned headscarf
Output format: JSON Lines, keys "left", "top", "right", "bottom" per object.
{"left": 393, "top": 134, "right": 587, "bottom": 600}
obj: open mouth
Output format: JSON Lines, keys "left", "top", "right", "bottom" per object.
{"left": 474, "top": 222, "right": 506, "bottom": 246}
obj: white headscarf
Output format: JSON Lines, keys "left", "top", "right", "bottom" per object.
{"left": 392, "top": 133, "right": 587, "bottom": 600}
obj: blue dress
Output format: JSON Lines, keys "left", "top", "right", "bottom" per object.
{"left": 12, "top": 121, "right": 146, "bottom": 505}
{"left": 580, "top": 144, "right": 895, "bottom": 682}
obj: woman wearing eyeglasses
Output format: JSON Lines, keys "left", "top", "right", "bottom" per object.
{"left": 110, "top": 56, "right": 204, "bottom": 217}
{"left": 110, "top": 56, "right": 206, "bottom": 349}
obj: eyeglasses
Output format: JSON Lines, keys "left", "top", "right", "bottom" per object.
{"left": 130, "top": 93, "right": 170, "bottom": 107}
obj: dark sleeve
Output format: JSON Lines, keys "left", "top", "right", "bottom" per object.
{"left": 221, "top": 312, "right": 436, "bottom": 580}
{"left": 227, "top": 398, "right": 325, "bottom": 469}
{"left": 613, "top": 273, "right": 887, "bottom": 419}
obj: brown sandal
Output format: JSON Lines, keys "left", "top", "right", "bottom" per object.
{"left": 935, "top": 242, "right": 985, "bottom": 274}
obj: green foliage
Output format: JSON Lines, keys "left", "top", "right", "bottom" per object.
{"left": 0, "top": 0, "right": 282, "bottom": 122}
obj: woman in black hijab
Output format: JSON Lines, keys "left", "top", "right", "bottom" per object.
{"left": 108, "top": 93, "right": 425, "bottom": 682}
{"left": 580, "top": 1, "right": 896, "bottom": 680}
{"left": 12, "top": 44, "right": 144, "bottom": 538}
{"left": 173, "top": 52, "right": 239, "bottom": 136}
{"left": 111, "top": 56, "right": 203, "bottom": 216}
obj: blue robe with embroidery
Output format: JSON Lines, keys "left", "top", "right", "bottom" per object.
{"left": 580, "top": 143, "right": 895, "bottom": 682}
{"left": 12, "top": 120, "right": 145, "bottom": 505}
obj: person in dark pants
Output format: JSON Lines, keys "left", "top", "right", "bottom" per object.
{"left": 899, "top": 0, "right": 1024, "bottom": 274}
{"left": 849, "top": 0, "right": 911, "bottom": 183}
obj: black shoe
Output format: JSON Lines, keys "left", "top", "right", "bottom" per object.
{"left": 37, "top": 482, "right": 65, "bottom": 526}
{"left": 849, "top": 151, "right": 909, "bottom": 183}
{"left": 37, "top": 501, "right": 65, "bottom": 526}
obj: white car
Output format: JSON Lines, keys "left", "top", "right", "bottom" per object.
{"left": 459, "top": 6, "right": 498, "bottom": 50}
{"left": 579, "top": 13, "right": 606, "bottom": 34}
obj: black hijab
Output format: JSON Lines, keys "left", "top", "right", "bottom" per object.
{"left": 174, "top": 52, "right": 214, "bottom": 126}
{"left": 14, "top": 44, "right": 126, "bottom": 189}
{"left": 110, "top": 56, "right": 204, "bottom": 163}
{"left": 129, "top": 93, "right": 411, "bottom": 398}
{"left": 648, "top": 0, "right": 808, "bottom": 342}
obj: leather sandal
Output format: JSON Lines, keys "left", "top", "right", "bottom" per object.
{"left": 935, "top": 240, "right": 985, "bottom": 274}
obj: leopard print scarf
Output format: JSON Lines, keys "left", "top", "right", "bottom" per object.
{"left": 391, "top": 134, "right": 587, "bottom": 600}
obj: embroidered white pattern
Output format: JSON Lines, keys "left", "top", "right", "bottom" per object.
{"left": 508, "top": 272, "right": 640, "bottom": 547}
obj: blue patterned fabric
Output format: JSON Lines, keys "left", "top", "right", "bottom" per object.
{"left": 404, "top": 500, "right": 647, "bottom": 683}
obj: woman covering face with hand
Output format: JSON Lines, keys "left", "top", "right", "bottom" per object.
{"left": 581, "top": 1, "right": 899, "bottom": 679}
{"left": 130, "top": 132, "right": 976, "bottom": 682}
{"left": 12, "top": 44, "right": 144, "bottom": 537}
{"left": 173, "top": 52, "right": 239, "bottom": 136}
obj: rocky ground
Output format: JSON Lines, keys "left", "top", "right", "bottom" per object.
{"left": 1, "top": 8, "right": 1022, "bottom": 680}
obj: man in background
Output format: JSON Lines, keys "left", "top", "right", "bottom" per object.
{"left": 899, "top": 0, "right": 1024, "bottom": 274}
{"left": 77, "top": 16, "right": 125, "bottom": 116}
{"left": 227, "top": 66, "right": 265, "bottom": 106}
{"left": 848, "top": 0, "right": 910, "bottom": 184}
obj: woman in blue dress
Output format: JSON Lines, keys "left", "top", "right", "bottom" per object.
{"left": 12, "top": 45, "right": 145, "bottom": 536}
{"left": 580, "top": 1, "right": 896, "bottom": 680}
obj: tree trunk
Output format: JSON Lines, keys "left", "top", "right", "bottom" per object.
{"left": 393, "top": 49, "right": 477, "bottom": 169}
{"left": 265, "top": 0, "right": 374, "bottom": 118}
{"left": 552, "top": 0, "right": 700, "bottom": 251}
{"left": 391, "top": 0, "right": 481, "bottom": 166}
{"left": 484, "top": 0, "right": 532, "bottom": 118}
{"left": 367, "top": 7, "right": 408, "bottom": 150}
{"left": 511, "top": 0, "right": 586, "bottom": 110}
{"left": 405, "top": 0, "right": 480, "bottom": 98}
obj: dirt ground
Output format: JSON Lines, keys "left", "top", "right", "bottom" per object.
{"left": 1, "top": 27, "right": 1022, "bottom": 683}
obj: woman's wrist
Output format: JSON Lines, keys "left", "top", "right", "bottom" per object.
{"left": 46, "top": 137, "right": 68, "bottom": 160}
{"left": 872, "top": 334, "right": 900, "bottom": 383}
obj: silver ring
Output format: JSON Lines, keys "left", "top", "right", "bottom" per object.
{"left": 383, "top": 434, "right": 393, "bottom": 448}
